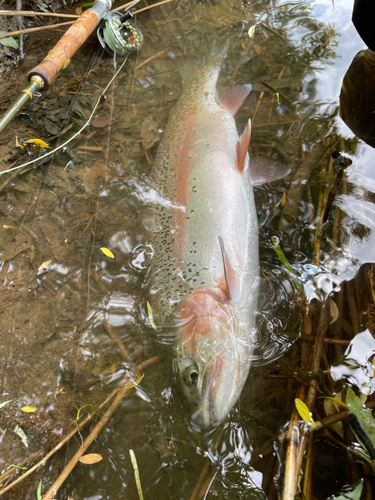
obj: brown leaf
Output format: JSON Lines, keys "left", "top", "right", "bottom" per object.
{"left": 79, "top": 453, "right": 103, "bottom": 464}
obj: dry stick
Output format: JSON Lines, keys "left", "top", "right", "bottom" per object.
{"left": 302, "top": 432, "right": 313, "bottom": 499}
{"left": 260, "top": 80, "right": 292, "bottom": 106}
{"left": 113, "top": 0, "right": 174, "bottom": 13}
{"left": 189, "top": 427, "right": 225, "bottom": 500}
{"left": 261, "top": 22, "right": 285, "bottom": 40}
{"left": 0, "top": 355, "right": 160, "bottom": 497}
{"left": 282, "top": 385, "right": 306, "bottom": 500}
{"left": 0, "top": 10, "right": 78, "bottom": 18}
{"left": 0, "top": 20, "right": 74, "bottom": 39}
{"left": 135, "top": 49, "right": 167, "bottom": 69}
{"left": 294, "top": 305, "right": 329, "bottom": 493}
{"left": 251, "top": 91, "right": 264, "bottom": 124}
{"left": 41, "top": 377, "right": 138, "bottom": 500}
{"left": 253, "top": 119, "right": 303, "bottom": 128}
{"left": 132, "top": 0, "right": 175, "bottom": 14}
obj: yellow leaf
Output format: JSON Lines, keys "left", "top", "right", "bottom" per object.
{"left": 21, "top": 406, "right": 37, "bottom": 413}
{"left": 62, "top": 58, "right": 71, "bottom": 70}
{"left": 3, "top": 225, "right": 15, "bottom": 229}
{"left": 38, "top": 260, "right": 52, "bottom": 271}
{"left": 324, "top": 396, "right": 347, "bottom": 409}
{"left": 79, "top": 453, "right": 103, "bottom": 464}
{"left": 275, "top": 189, "right": 287, "bottom": 208}
{"left": 276, "top": 92, "right": 280, "bottom": 105}
{"left": 123, "top": 374, "right": 144, "bottom": 392}
{"left": 18, "top": 138, "right": 51, "bottom": 152}
{"left": 100, "top": 247, "right": 115, "bottom": 259}
{"left": 295, "top": 398, "right": 316, "bottom": 428}
{"left": 147, "top": 301, "right": 161, "bottom": 331}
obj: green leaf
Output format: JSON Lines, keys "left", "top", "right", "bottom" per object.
{"left": 0, "top": 32, "right": 19, "bottom": 49}
{"left": 129, "top": 449, "right": 144, "bottom": 500}
{"left": 0, "top": 399, "right": 12, "bottom": 409}
{"left": 331, "top": 481, "right": 363, "bottom": 500}
{"left": 13, "top": 425, "right": 28, "bottom": 448}
{"left": 347, "top": 386, "right": 375, "bottom": 451}
{"left": 7, "top": 464, "right": 28, "bottom": 470}
{"left": 270, "top": 237, "right": 304, "bottom": 294}
{"left": 295, "top": 398, "right": 316, "bottom": 428}
{"left": 37, "top": 479, "right": 42, "bottom": 500}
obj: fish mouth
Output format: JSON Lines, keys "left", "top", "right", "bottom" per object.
{"left": 200, "top": 356, "right": 226, "bottom": 427}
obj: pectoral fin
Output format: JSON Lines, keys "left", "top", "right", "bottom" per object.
{"left": 249, "top": 157, "right": 291, "bottom": 185}
{"left": 236, "top": 119, "right": 251, "bottom": 173}
{"left": 217, "top": 84, "right": 252, "bottom": 116}
{"left": 219, "top": 236, "right": 237, "bottom": 300}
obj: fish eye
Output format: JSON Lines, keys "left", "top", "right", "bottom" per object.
{"left": 189, "top": 369, "right": 198, "bottom": 384}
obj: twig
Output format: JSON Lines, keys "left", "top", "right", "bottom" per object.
{"left": 42, "top": 376, "right": 142, "bottom": 500}
{"left": 189, "top": 428, "right": 225, "bottom": 500}
{"left": 0, "top": 165, "right": 29, "bottom": 193}
{"left": 302, "top": 433, "right": 313, "bottom": 499}
{"left": 261, "top": 22, "right": 285, "bottom": 40}
{"left": 260, "top": 80, "right": 292, "bottom": 105}
{"left": 136, "top": 49, "right": 168, "bottom": 69}
{"left": 133, "top": 0, "right": 175, "bottom": 14}
{"left": 282, "top": 411, "right": 301, "bottom": 500}
{"left": 0, "top": 20, "right": 74, "bottom": 39}
{"left": 251, "top": 91, "right": 264, "bottom": 124}
{"left": 0, "top": 10, "right": 78, "bottom": 18}
{"left": 253, "top": 119, "right": 303, "bottom": 128}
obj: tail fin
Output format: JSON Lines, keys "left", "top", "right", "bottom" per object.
{"left": 179, "top": 38, "right": 229, "bottom": 84}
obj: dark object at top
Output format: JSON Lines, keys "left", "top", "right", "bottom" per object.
{"left": 340, "top": 49, "right": 375, "bottom": 149}
{"left": 352, "top": 0, "right": 375, "bottom": 51}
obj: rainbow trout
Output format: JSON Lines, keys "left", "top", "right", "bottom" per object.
{"left": 145, "top": 41, "right": 286, "bottom": 426}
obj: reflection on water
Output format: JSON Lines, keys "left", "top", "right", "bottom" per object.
{"left": 0, "top": 0, "right": 374, "bottom": 499}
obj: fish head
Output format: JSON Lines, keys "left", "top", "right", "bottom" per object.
{"left": 176, "top": 287, "right": 248, "bottom": 427}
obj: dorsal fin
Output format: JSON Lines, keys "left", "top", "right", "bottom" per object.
{"left": 218, "top": 236, "right": 237, "bottom": 300}
{"left": 236, "top": 119, "right": 251, "bottom": 173}
{"left": 217, "top": 84, "right": 252, "bottom": 116}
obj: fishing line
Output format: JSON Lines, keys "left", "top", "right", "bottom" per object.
{"left": 0, "top": 53, "right": 129, "bottom": 176}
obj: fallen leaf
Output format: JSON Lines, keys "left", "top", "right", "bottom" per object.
{"left": 13, "top": 424, "right": 28, "bottom": 448}
{"left": 129, "top": 449, "right": 144, "bottom": 500}
{"left": 7, "top": 464, "right": 28, "bottom": 470}
{"left": 0, "top": 400, "right": 12, "bottom": 409}
{"left": 3, "top": 225, "right": 15, "bottom": 229}
{"left": 295, "top": 398, "right": 316, "bottom": 428}
{"left": 37, "top": 479, "right": 42, "bottom": 500}
{"left": 328, "top": 297, "right": 339, "bottom": 324}
{"left": 21, "top": 406, "right": 37, "bottom": 413}
{"left": 38, "top": 260, "right": 52, "bottom": 271}
{"left": 330, "top": 481, "right": 363, "bottom": 500}
{"left": 275, "top": 189, "right": 287, "bottom": 208}
{"left": 79, "top": 453, "right": 103, "bottom": 464}
{"left": 18, "top": 138, "right": 51, "bottom": 153}
{"left": 248, "top": 24, "right": 256, "bottom": 37}
{"left": 100, "top": 247, "right": 115, "bottom": 259}
{"left": 0, "top": 32, "right": 19, "bottom": 49}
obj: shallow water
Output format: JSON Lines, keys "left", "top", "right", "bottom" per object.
{"left": 0, "top": 0, "right": 374, "bottom": 499}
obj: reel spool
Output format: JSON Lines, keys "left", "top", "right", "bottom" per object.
{"left": 97, "top": 10, "right": 143, "bottom": 56}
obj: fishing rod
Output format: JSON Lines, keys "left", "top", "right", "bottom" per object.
{"left": 0, "top": 0, "right": 143, "bottom": 136}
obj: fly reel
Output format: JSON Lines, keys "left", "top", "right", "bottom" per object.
{"left": 97, "top": 10, "right": 143, "bottom": 56}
